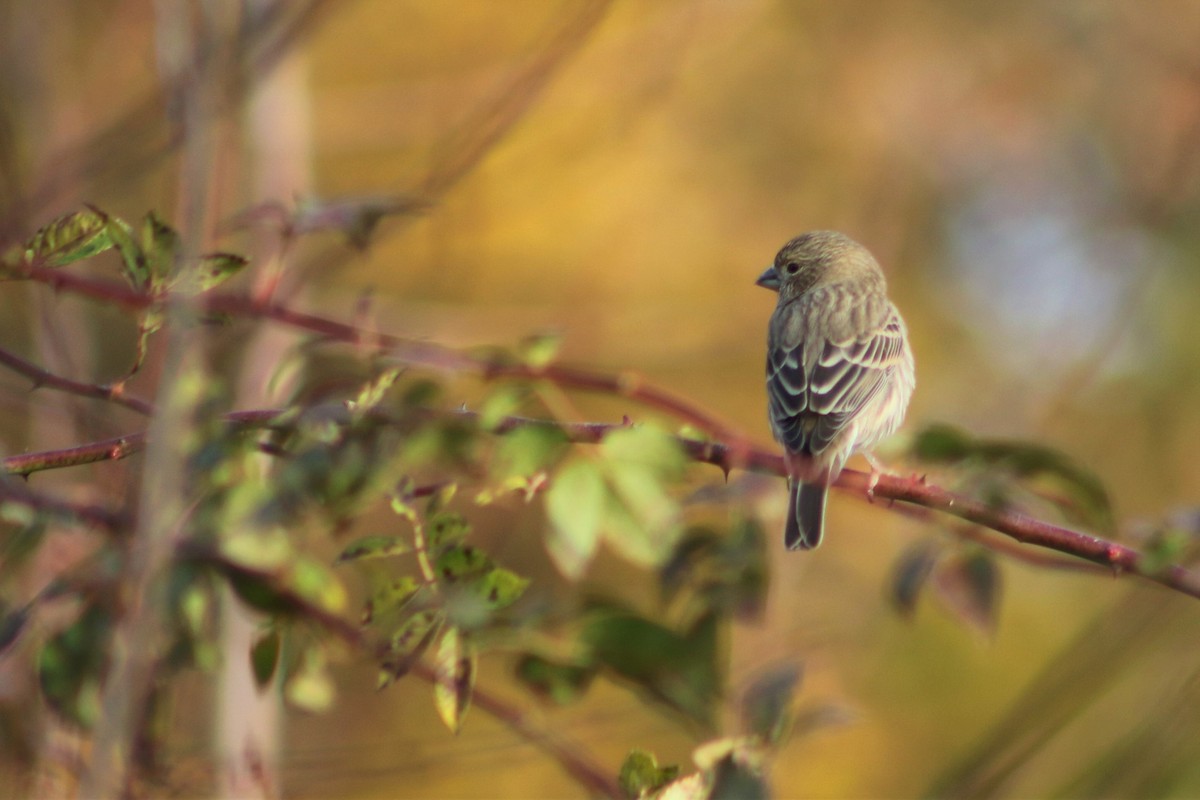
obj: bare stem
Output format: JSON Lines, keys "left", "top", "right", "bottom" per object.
{"left": 0, "top": 345, "right": 155, "bottom": 415}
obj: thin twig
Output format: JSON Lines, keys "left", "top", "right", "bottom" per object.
{"left": 13, "top": 265, "right": 742, "bottom": 442}
{"left": 0, "top": 345, "right": 155, "bottom": 415}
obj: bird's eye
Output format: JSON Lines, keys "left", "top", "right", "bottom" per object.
{"left": 785, "top": 262, "right": 799, "bottom": 275}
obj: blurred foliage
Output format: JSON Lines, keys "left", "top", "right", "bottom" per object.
{"left": 2, "top": 208, "right": 790, "bottom": 797}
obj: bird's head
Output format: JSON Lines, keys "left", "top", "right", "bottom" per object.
{"left": 756, "top": 230, "right": 883, "bottom": 300}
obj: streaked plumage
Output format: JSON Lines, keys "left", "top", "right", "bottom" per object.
{"left": 757, "top": 231, "right": 915, "bottom": 550}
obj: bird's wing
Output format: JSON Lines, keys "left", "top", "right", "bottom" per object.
{"left": 768, "top": 303, "right": 907, "bottom": 459}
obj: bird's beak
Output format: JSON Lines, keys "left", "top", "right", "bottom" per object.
{"left": 756, "top": 266, "right": 780, "bottom": 291}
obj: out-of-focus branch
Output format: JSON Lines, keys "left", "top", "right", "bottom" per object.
{"left": 180, "top": 547, "right": 624, "bottom": 799}
{"left": 0, "top": 346, "right": 155, "bottom": 415}
{"left": 12, "top": 265, "right": 743, "bottom": 442}
{"left": 0, "top": 474, "right": 127, "bottom": 531}
{"left": 421, "top": 0, "right": 613, "bottom": 198}
{"left": 11, "top": 0, "right": 338, "bottom": 235}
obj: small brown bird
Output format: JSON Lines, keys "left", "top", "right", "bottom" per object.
{"left": 757, "top": 231, "right": 915, "bottom": 550}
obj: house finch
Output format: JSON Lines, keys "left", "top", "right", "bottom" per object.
{"left": 757, "top": 231, "right": 915, "bottom": 549}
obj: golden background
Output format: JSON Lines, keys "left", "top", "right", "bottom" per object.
{"left": 3, "top": 1, "right": 1200, "bottom": 797}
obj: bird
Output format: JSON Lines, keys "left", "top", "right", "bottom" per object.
{"left": 757, "top": 231, "right": 915, "bottom": 550}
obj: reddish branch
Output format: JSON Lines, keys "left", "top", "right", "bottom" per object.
{"left": 5, "top": 406, "right": 1200, "bottom": 600}
{"left": 0, "top": 346, "right": 154, "bottom": 415}
{"left": 10, "top": 264, "right": 742, "bottom": 442}
{"left": 5, "top": 263, "right": 1200, "bottom": 601}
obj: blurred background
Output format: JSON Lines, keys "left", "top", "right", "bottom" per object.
{"left": 3, "top": 1, "right": 1200, "bottom": 797}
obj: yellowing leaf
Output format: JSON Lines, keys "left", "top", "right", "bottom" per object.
{"left": 23, "top": 207, "right": 115, "bottom": 267}
{"left": 336, "top": 535, "right": 412, "bottom": 563}
{"left": 619, "top": 749, "right": 680, "bottom": 798}
{"left": 433, "top": 627, "right": 476, "bottom": 734}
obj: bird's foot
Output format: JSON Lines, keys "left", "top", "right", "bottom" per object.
{"left": 863, "top": 452, "right": 886, "bottom": 502}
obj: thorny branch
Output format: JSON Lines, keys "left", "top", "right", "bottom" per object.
{"left": 2, "top": 363, "right": 1198, "bottom": 601}
{"left": 0, "top": 346, "right": 154, "bottom": 415}
{"left": 5, "top": 262, "right": 1200, "bottom": 599}
{"left": 3, "top": 257, "right": 1200, "bottom": 596}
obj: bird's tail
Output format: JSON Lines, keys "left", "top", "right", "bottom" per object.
{"left": 785, "top": 479, "right": 827, "bottom": 550}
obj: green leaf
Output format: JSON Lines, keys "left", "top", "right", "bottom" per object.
{"left": 437, "top": 554, "right": 529, "bottom": 630}
{"left": 336, "top": 535, "right": 412, "bottom": 563}
{"left": 662, "top": 522, "right": 771, "bottom": 621}
{"left": 427, "top": 512, "right": 470, "bottom": 553}
{"left": 139, "top": 211, "right": 180, "bottom": 289}
{"left": 889, "top": 541, "right": 941, "bottom": 619}
{"left": 545, "top": 459, "right": 606, "bottom": 579}
{"left": 741, "top": 663, "right": 802, "bottom": 746}
{"left": 433, "top": 626, "right": 476, "bottom": 734}
{"left": 289, "top": 557, "right": 348, "bottom": 614}
{"left": 425, "top": 482, "right": 459, "bottom": 515}
{"left": 518, "top": 331, "right": 562, "bottom": 369}
{"left": 513, "top": 654, "right": 595, "bottom": 705}
{"left": 103, "top": 213, "right": 144, "bottom": 285}
{"left": 363, "top": 575, "right": 423, "bottom": 624}
{"left": 601, "top": 424, "right": 687, "bottom": 478}
{"left": 37, "top": 604, "right": 110, "bottom": 727}
{"left": 345, "top": 368, "right": 401, "bottom": 417}
{"left": 250, "top": 630, "right": 281, "bottom": 690}
{"left": 173, "top": 252, "right": 248, "bottom": 293}
{"left": 933, "top": 551, "right": 1001, "bottom": 636}
{"left": 478, "top": 385, "right": 524, "bottom": 431}
{"left": 600, "top": 425, "right": 687, "bottom": 567}
{"left": 1138, "top": 527, "right": 1191, "bottom": 575}
{"left": 909, "top": 423, "right": 974, "bottom": 462}
{"left": 221, "top": 529, "right": 293, "bottom": 570}
{"left": 434, "top": 544, "right": 491, "bottom": 583}
{"left": 910, "top": 424, "right": 1114, "bottom": 532}
{"left": 476, "top": 567, "right": 530, "bottom": 611}
{"left": 285, "top": 648, "right": 335, "bottom": 713}
{"left": 582, "top": 609, "right": 720, "bottom": 726}
{"left": 980, "top": 442, "right": 1113, "bottom": 531}
{"left": 225, "top": 569, "right": 300, "bottom": 616}
{"left": 490, "top": 424, "right": 569, "bottom": 481}
{"left": 618, "top": 749, "right": 680, "bottom": 798}
{"left": 604, "top": 459, "right": 681, "bottom": 567}
{"left": 382, "top": 609, "right": 442, "bottom": 679}
{"left": 23, "top": 207, "right": 115, "bottom": 267}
